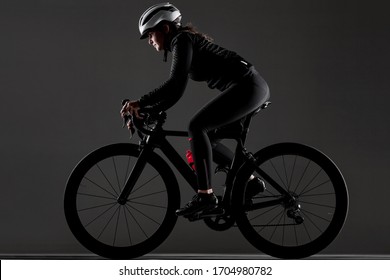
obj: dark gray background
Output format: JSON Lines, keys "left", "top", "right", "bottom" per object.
{"left": 0, "top": 0, "right": 389, "bottom": 256}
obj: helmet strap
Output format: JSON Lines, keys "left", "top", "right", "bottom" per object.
{"left": 163, "top": 49, "right": 168, "bottom": 62}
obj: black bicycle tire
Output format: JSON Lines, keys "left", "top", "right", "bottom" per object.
{"left": 64, "top": 143, "right": 180, "bottom": 259}
{"left": 233, "top": 142, "right": 348, "bottom": 259}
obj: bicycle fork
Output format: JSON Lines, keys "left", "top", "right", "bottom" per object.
{"left": 117, "top": 144, "right": 152, "bottom": 205}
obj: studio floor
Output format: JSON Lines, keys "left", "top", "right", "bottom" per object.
{"left": 1, "top": 254, "right": 390, "bottom": 260}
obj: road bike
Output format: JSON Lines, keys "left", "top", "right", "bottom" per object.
{"left": 64, "top": 101, "right": 348, "bottom": 259}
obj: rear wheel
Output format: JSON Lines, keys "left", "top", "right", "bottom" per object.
{"left": 233, "top": 143, "right": 348, "bottom": 258}
{"left": 64, "top": 143, "right": 180, "bottom": 259}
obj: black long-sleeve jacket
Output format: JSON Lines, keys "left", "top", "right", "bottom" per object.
{"left": 138, "top": 31, "right": 251, "bottom": 111}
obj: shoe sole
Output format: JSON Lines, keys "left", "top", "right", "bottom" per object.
{"left": 185, "top": 207, "right": 225, "bottom": 221}
{"left": 176, "top": 203, "right": 218, "bottom": 217}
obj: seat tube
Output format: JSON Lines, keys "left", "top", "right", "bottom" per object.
{"left": 225, "top": 143, "right": 245, "bottom": 189}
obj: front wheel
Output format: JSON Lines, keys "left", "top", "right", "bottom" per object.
{"left": 64, "top": 143, "right": 180, "bottom": 259}
{"left": 233, "top": 143, "right": 348, "bottom": 259}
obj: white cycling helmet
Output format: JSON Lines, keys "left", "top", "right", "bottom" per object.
{"left": 139, "top": 3, "right": 181, "bottom": 39}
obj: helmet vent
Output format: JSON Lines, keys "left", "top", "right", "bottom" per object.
{"left": 141, "top": 6, "right": 177, "bottom": 26}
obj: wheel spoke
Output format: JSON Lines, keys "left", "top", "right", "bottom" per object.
{"left": 78, "top": 192, "right": 116, "bottom": 201}
{"left": 78, "top": 201, "right": 117, "bottom": 212}
{"left": 112, "top": 157, "right": 122, "bottom": 194}
{"left": 302, "top": 219, "right": 312, "bottom": 241}
{"left": 289, "top": 156, "right": 298, "bottom": 191}
{"left": 127, "top": 203, "right": 163, "bottom": 226}
{"left": 299, "top": 200, "right": 335, "bottom": 210}
{"left": 293, "top": 223, "right": 298, "bottom": 246}
{"left": 83, "top": 176, "right": 117, "bottom": 199}
{"left": 123, "top": 206, "right": 133, "bottom": 245}
{"left": 257, "top": 207, "right": 284, "bottom": 234}
{"left": 282, "top": 156, "right": 289, "bottom": 189}
{"left": 293, "top": 159, "right": 311, "bottom": 194}
{"left": 249, "top": 204, "right": 280, "bottom": 222}
{"left": 301, "top": 208, "right": 332, "bottom": 223}
{"left": 96, "top": 163, "right": 119, "bottom": 197}
{"left": 269, "top": 210, "right": 285, "bottom": 241}
{"left": 97, "top": 206, "right": 120, "bottom": 240}
{"left": 130, "top": 189, "right": 167, "bottom": 201}
{"left": 300, "top": 180, "right": 331, "bottom": 196}
{"left": 124, "top": 204, "right": 149, "bottom": 239}
{"left": 131, "top": 174, "right": 160, "bottom": 195}
{"left": 129, "top": 200, "right": 168, "bottom": 209}
{"left": 113, "top": 204, "right": 121, "bottom": 246}
{"left": 282, "top": 212, "right": 286, "bottom": 246}
{"left": 300, "top": 191, "right": 335, "bottom": 198}
{"left": 269, "top": 159, "right": 288, "bottom": 189}
{"left": 298, "top": 168, "right": 323, "bottom": 195}
{"left": 82, "top": 202, "right": 118, "bottom": 228}
{"left": 300, "top": 209, "right": 324, "bottom": 233}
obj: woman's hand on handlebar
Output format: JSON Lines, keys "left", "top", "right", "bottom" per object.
{"left": 120, "top": 100, "right": 143, "bottom": 120}
{"left": 120, "top": 100, "right": 143, "bottom": 131}
{"left": 120, "top": 101, "right": 142, "bottom": 119}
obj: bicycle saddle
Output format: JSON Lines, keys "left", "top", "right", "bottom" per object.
{"left": 211, "top": 101, "right": 271, "bottom": 140}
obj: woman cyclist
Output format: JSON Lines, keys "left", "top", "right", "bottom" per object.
{"left": 121, "top": 3, "right": 270, "bottom": 217}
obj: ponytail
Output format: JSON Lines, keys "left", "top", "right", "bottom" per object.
{"left": 178, "top": 23, "right": 213, "bottom": 42}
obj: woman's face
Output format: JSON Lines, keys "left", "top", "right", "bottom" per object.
{"left": 148, "top": 30, "right": 165, "bottom": 52}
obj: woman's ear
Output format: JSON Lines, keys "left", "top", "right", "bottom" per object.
{"left": 162, "top": 24, "right": 170, "bottom": 34}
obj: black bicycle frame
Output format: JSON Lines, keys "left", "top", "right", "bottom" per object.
{"left": 117, "top": 129, "right": 198, "bottom": 204}
{"left": 117, "top": 117, "right": 291, "bottom": 208}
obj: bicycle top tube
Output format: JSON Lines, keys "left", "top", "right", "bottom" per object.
{"left": 164, "top": 130, "right": 189, "bottom": 137}
{"left": 129, "top": 111, "right": 190, "bottom": 138}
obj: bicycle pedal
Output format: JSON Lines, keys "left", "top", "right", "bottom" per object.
{"left": 185, "top": 207, "right": 225, "bottom": 222}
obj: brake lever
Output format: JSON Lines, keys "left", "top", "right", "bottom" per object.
{"left": 122, "top": 115, "right": 135, "bottom": 139}
{"left": 121, "top": 99, "right": 135, "bottom": 139}
{"left": 122, "top": 114, "right": 130, "bottom": 128}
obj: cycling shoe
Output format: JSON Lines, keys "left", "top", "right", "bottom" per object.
{"left": 176, "top": 193, "right": 218, "bottom": 217}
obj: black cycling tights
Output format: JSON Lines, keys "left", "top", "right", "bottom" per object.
{"left": 188, "top": 68, "right": 270, "bottom": 190}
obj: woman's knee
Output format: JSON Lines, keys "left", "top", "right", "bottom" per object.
{"left": 188, "top": 116, "right": 206, "bottom": 135}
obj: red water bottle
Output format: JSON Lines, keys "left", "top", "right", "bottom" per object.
{"left": 186, "top": 150, "right": 196, "bottom": 171}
